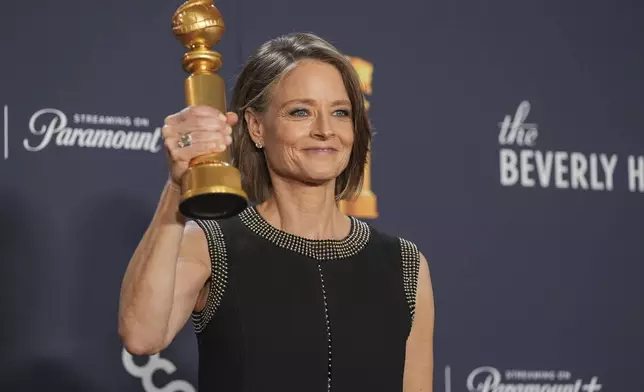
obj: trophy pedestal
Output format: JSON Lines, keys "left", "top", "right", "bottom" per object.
{"left": 179, "top": 159, "right": 248, "bottom": 219}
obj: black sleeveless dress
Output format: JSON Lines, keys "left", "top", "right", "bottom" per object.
{"left": 191, "top": 206, "right": 421, "bottom": 392}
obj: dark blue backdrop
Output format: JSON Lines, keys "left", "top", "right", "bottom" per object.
{"left": 1, "top": 1, "right": 642, "bottom": 391}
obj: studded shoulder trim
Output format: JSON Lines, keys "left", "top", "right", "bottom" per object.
{"left": 399, "top": 238, "right": 421, "bottom": 321}
{"left": 191, "top": 219, "right": 228, "bottom": 334}
{"left": 238, "top": 206, "right": 371, "bottom": 261}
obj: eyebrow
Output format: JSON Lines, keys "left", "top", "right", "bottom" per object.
{"left": 280, "top": 98, "right": 351, "bottom": 107}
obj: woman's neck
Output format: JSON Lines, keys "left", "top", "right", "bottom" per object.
{"left": 255, "top": 178, "right": 350, "bottom": 241}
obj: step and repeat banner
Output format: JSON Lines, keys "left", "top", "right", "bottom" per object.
{"left": 1, "top": 0, "right": 642, "bottom": 391}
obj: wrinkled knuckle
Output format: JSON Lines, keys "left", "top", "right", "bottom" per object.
{"left": 191, "top": 105, "right": 217, "bottom": 117}
{"left": 193, "top": 117, "right": 210, "bottom": 131}
{"left": 161, "top": 125, "right": 173, "bottom": 138}
{"left": 182, "top": 113, "right": 195, "bottom": 125}
{"left": 207, "top": 132, "right": 224, "bottom": 143}
{"left": 164, "top": 111, "right": 183, "bottom": 125}
{"left": 200, "top": 142, "right": 214, "bottom": 154}
{"left": 182, "top": 107, "right": 199, "bottom": 121}
{"left": 186, "top": 105, "right": 202, "bottom": 115}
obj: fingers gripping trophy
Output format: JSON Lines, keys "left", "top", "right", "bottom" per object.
{"left": 165, "top": 0, "right": 248, "bottom": 219}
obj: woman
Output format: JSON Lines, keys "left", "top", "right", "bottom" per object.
{"left": 118, "top": 32, "right": 434, "bottom": 392}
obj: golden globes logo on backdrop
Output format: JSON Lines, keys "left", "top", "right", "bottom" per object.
{"left": 339, "top": 56, "right": 379, "bottom": 219}
{"left": 498, "top": 100, "right": 644, "bottom": 193}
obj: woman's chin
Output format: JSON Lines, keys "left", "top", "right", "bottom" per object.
{"left": 298, "top": 171, "right": 341, "bottom": 186}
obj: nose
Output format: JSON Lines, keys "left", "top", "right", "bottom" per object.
{"left": 311, "top": 112, "right": 334, "bottom": 140}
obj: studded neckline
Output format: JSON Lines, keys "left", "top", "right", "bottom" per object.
{"left": 237, "top": 205, "right": 371, "bottom": 261}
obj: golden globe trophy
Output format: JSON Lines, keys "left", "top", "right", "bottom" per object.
{"left": 171, "top": 0, "right": 248, "bottom": 219}
{"left": 339, "top": 56, "right": 378, "bottom": 219}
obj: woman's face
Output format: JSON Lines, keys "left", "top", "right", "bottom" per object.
{"left": 247, "top": 59, "right": 354, "bottom": 187}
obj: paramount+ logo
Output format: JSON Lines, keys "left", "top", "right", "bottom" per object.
{"left": 0, "top": 104, "right": 163, "bottom": 159}
{"left": 444, "top": 365, "right": 603, "bottom": 392}
{"left": 464, "top": 366, "right": 602, "bottom": 392}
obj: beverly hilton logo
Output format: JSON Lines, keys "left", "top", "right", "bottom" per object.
{"left": 1, "top": 104, "right": 162, "bottom": 159}
{"left": 498, "top": 100, "right": 644, "bottom": 193}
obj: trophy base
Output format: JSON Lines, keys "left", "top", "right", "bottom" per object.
{"left": 179, "top": 191, "right": 247, "bottom": 220}
{"left": 180, "top": 159, "right": 248, "bottom": 220}
{"left": 340, "top": 191, "right": 378, "bottom": 219}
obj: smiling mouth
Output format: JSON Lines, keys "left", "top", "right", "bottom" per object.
{"left": 303, "top": 148, "right": 338, "bottom": 152}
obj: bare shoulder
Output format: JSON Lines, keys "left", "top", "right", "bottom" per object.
{"left": 416, "top": 252, "right": 433, "bottom": 305}
{"left": 181, "top": 220, "right": 210, "bottom": 263}
{"left": 414, "top": 251, "right": 434, "bottom": 328}
{"left": 178, "top": 220, "right": 212, "bottom": 278}
{"left": 182, "top": 220, "right": 208, "bottom": 254}
{"left": 178, "top": 220, "right": 212, "bottom": 311}
{"left": 403, "top": 247, "right": 435, "bottom": 391}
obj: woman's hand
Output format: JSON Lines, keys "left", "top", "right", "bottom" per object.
{"left": 162, "top": 105, "right": 239, "bottom": 186}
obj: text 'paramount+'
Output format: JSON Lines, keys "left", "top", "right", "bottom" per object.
{"left": 498, "top": 101, "right": 644, "bottom": 193}
{"left": 466, "top": 366, "right": 602, "bottom": 392}
{"left": 22, "top": 108, "right": 162, "bottom": 153}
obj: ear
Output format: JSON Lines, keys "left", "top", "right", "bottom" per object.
{"left": 244, "top": 108, "right": 264, "bottom": 146}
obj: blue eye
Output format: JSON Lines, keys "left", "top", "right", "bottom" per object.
{"left": 290, "top": 108, "right": 309, "bottom": 117}
{"left": 333, "top": 109, "right": 351, "bottom": 117}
